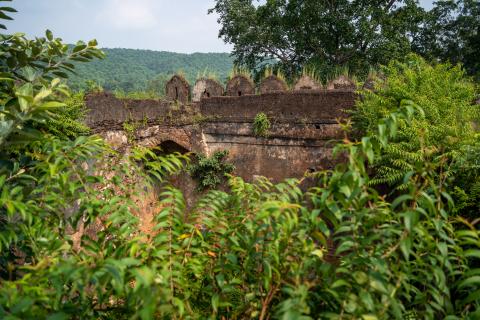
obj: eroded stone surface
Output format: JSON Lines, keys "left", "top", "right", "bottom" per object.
{"left": 327, "top": 75, "right": 357, "bottom": 90}
{"left": 226, "top": 75, "right": 255, "bottom": 96}
{"left": 165, "top": 74, "right": 190, "bottom": 104}
{"left": 294, "top": 75, "right": 322, "bottom": 91}
{"left": 259, "top": 75, "right": 288, "bottom": 94}
{"left": 192, "top": 78, "right": 224, "bottom": 102}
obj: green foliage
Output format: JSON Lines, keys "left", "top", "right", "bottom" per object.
{"left": 35, "top": 92, "right": 90, "bottom": 139}
{"left": 413, "top": 0, "right": 480, "bottom": 80}
{"left": 449, "top": 133, "right": 480, "bottom": 219}
{"left": 188, "top": 150, "right": 235, "bottom": 191}
{"left": 0, "top": 18, "right": 102, "bottom": 148}
{"left": 1, "top": 4, "right": 480, "bottom": 320}
{"left": 253, "top": 112, "right": 271, "bottom": 137}
{"left": 67, "top": 49, "right": 234, "bottom": 93}
{"left": 5, "top": 97, "right": 480, "bottom": 319}
{"left": 209, "top": 0, "right": 425, "bottom": 78}
{"left": 352, "top": 54, "right": 479, "bottom": 191}
{"left": 85, "top": 79, "right": 104, "bottom": 93}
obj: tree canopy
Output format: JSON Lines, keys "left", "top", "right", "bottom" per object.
{"left": 209, "top": 0, "right": 425, "bottom": 77}
{"left": 414, "top": 0, "right": 480, "bottom": 80}
{"left": 210, "top": 0, "right": 480, "bottom": 80}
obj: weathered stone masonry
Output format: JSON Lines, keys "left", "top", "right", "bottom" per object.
{"left": 85, "top": 75, "right": 357, "bottom": 183}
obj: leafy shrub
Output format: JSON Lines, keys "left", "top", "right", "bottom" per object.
{"left": 39, "top": 92, "right": 90, "bottom": 139}
{"left": 253, "top": 112, "right": 271, "bottom": 137}
{"left": 6, "top": 98, "right": 480, "bottom": 319}
{"left": 449, "top": 132, "right": 480, "bottom": 218}
{"left": 352, "top": 54, "right": 479, "bottom": 191}
{"left": 188, "top": 150, "right": 235, "bottom": 190}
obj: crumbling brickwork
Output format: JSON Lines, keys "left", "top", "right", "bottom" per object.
{"left": 226, "top": 75, "right": 255, "bottom": 96}
{"left": 259, "top": 75, "right": 289, "bottom": 94}
{"left": 165, "top": 75, "right": 190, "bottom": 104}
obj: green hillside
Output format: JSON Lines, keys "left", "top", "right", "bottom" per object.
{"left": 68, "top": 48, "right": 234, "bottom": 94}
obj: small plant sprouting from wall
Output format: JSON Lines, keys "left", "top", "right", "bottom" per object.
{"left": 123, "top": 116, "right": 148, "bottom": 143}
{"left": 188, "top": 150, "right": 235, "bottom": 191}
{"left": 253, "top": 112, "right": 271, "bottom": 137}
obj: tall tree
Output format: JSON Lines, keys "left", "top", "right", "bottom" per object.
{"left": 413, "top": 0, "right": 480, "bottom": 80}
{"left": 209, "top": 0, "right": 425, "bottom": 77}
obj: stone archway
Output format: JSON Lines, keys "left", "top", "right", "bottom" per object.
{"left": 158, "top": 140, "right": 190, "bottom": 155}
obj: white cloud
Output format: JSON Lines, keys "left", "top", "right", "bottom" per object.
{"left": 96, "top": 0, "right": 158, "bottom": 30}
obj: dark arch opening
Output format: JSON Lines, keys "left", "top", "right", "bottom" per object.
{"left": 238, "top": 91, "right": 242, "bottom": 96}
{"left": 175, "top": 87, "right": 179, "bottom": 100}
{"left": 158, "top": 140, "right": 189, "bottom": 155}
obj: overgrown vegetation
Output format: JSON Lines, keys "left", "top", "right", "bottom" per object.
{"left": 352, "top": 54, "right": 480, "bottom": 219}
{"left": 188, "top": 150, "right": 235, "bottom": 191}
{"left": 253, "top": 112, "right": 271, "bottom": 137}
{"left": 1, "top": 2, "right": 480, "bottom": 319}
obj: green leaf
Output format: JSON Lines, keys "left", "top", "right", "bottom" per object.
{"left": 336, "top": 240, "right": 355, "bottom": 254}
{"left": 370, "top": 280, "right": 388, "bottom": 294}
{"left": 0, "top": 11, "right": 13, "bottom": 20}
{"left": 35, "top": 101, "right": 65, "bottom": 111}
{"left": 457, "top": 276, "right": 480, "bottom": 289}
{"left": 73, "top": 44, "right": 87, "bottom": 53}
{"left": 0, "top": 7, "right": 17, "bottom": 13}
{"left": 46, "top": 29, "right": 53, "bottom": 41}
{"left": 331, "top": 279, "right": 351, "bottom": 289}
{"left": 211, "top": 294, "right": 220, "bottom": 312}
{"left": 353, "top": 271, "right": 368, "bottom": 285}
{"left": 464, "top": 250, "right": 480, "bottom": 260}
{"left": 16, "top": 83, "right": 34, "bottom": 111}
{"left": 88, "top": 39, "right": 98, "bottom": 46}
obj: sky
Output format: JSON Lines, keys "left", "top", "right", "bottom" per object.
{"left": 5, "top": 0, "right": 435, "bottom": 54}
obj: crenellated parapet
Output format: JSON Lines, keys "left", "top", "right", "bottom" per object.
{"left": 161, "top": 73, "right": 358, "bottom": 104}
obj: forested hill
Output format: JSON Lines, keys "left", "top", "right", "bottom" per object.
{"left": 67, "top": 48, "right": 234, "bottom": 93}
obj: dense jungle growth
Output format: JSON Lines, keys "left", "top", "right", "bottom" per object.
{"left": 1, "top": 0, "right": 480, "bottom": 319}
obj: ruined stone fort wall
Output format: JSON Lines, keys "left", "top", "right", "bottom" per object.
{"left": 84, "top": 74, "right": 358, "bottom": 184}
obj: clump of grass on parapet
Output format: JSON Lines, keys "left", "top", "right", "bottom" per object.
{"left": 301, "top": 66, "right": 321, "bottom": 82}
{"left": 196, "top": 67, "right": 219, "bottom": 81}
{"left": 262, "top": 66, "right": 287, "bottom": 83}
{"left": 228, "top": 66, "right": 253, "bottom": 80}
